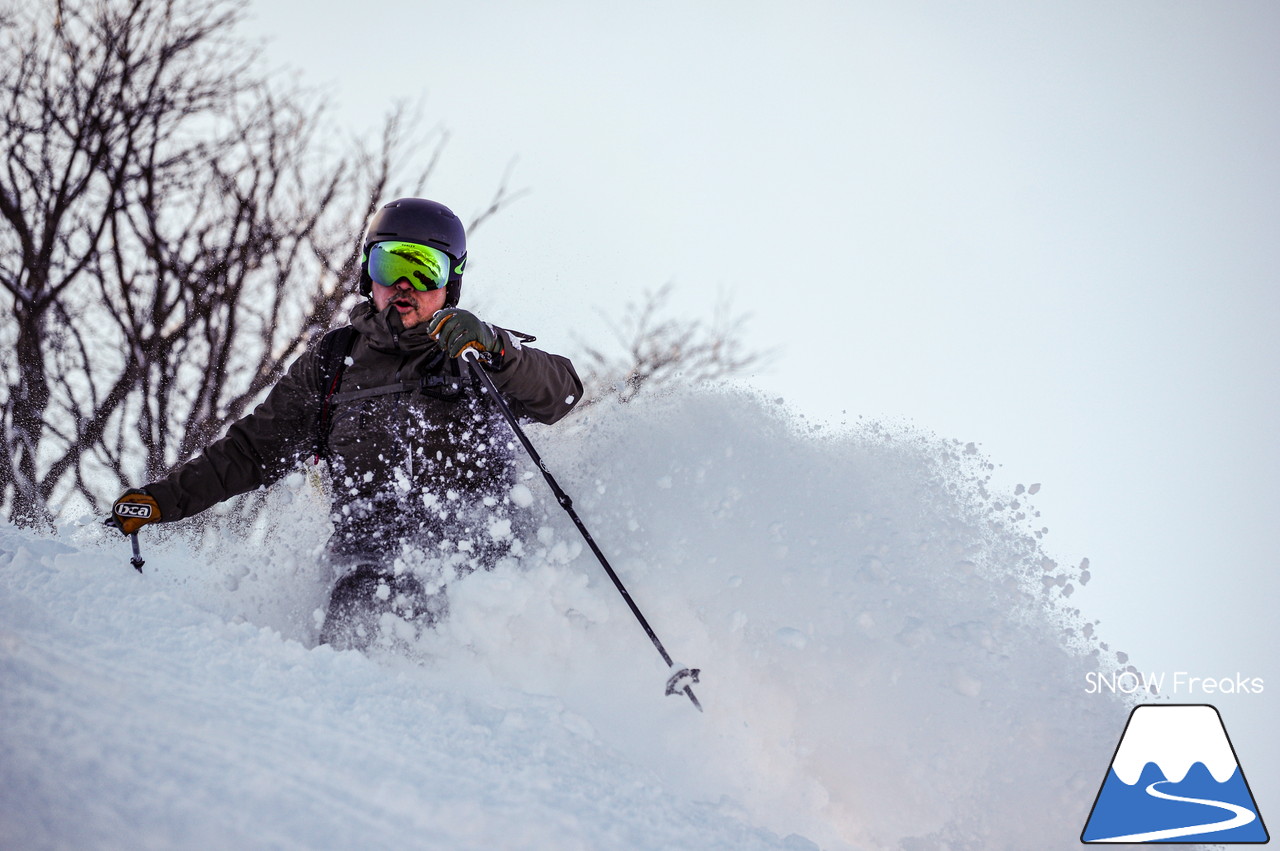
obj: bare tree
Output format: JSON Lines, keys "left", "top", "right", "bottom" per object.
{"left": 0, "top": 0, "right": 472, "bottom": 527}
{"left": 1, "top": 0, "right": 242, "bottom": 525}
{"left": 574, "top": 283, "right": 768, "bottom": 409}
{"left": 0, "top": 0, "right": 754, "bottom": 529}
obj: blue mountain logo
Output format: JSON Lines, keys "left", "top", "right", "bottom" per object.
{"left": 1081, "top": 704, "right": 1269, "bottom": 844}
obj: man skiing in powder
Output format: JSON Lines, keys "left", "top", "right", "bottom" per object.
{"left": 106, "top": 198, "right": 583, "bottom": 650}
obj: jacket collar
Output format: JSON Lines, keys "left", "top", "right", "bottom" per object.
{"left": 349, "top": 301, "right": 439, "bottom": 355}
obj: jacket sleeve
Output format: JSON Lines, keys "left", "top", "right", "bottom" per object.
{"left": 145, "top": 350, "right": 323, "bottom": 522}
{"left": 486, "top": 327, "right": 583, "bottom": 425}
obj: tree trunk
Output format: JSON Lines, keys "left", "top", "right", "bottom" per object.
{"left": 8, "top": 308, "right": 53, "bottom": 528}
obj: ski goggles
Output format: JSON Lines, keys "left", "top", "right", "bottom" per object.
{"left": 365, "top": 240, "right": 454, "bottom": 291}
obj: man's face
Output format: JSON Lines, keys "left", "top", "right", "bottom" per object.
{"left": 371, "top": 277, "right": 448, "bottom": 328}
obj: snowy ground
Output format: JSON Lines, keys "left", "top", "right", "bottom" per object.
{"left": 1, "top": 389, "right": 1194, "bottom": 849}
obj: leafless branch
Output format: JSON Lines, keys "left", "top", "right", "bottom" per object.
{"left": 573, "top": 283, "right": 770, "bottom": 410}
{"left": 0, "top": 0, "right": 489, "bottom": 525}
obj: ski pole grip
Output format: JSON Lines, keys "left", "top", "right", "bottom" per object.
{"left": 459, "top": 345, "right": 493, "bottom": 366}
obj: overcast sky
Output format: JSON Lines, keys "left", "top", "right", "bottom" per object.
{"left": 247, "top": 0, "right": 1280, "bottom": 791}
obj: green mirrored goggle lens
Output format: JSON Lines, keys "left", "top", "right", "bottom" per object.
{"left": 367, "top": 241, "right": 451, "bottom": 291}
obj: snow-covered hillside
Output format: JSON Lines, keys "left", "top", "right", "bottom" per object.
{"left": 3, "top": 389, "right": 1152, "bottom": 849}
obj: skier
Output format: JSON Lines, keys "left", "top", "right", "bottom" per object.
{"left": 106, "top": 198, "right": 583, "bottom": 650}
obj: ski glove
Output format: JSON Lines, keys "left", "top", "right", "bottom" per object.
{"left": 107, "top": 488, "right": 161, "bottom": 536}
{"left": 427, "top": 308, "right": 504, "bottom": 367}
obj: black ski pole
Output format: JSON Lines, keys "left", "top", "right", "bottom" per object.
{"left": 103, "top": 516, "right": 146, "bottom": 573}
{"left": 463, "top": 352, "right": 703, "bottom": 712}
{"left": 129, "top": 532, "right": 145, "bottom": 572}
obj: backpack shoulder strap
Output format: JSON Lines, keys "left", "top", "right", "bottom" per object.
{"left": 314, "top": 325, "right": 358, "bottom": 460}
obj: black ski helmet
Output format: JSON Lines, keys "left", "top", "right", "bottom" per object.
{"left": 360, "top": 198, "right": 467, "bottom": 307}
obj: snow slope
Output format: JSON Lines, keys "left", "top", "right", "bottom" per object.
{"left": 2, "top": 388, "right": 1159, "bottom": 849}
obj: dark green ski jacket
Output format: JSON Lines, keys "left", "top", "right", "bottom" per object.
{"left": 144, "top": 301, "right": 582, "bottom": 564}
